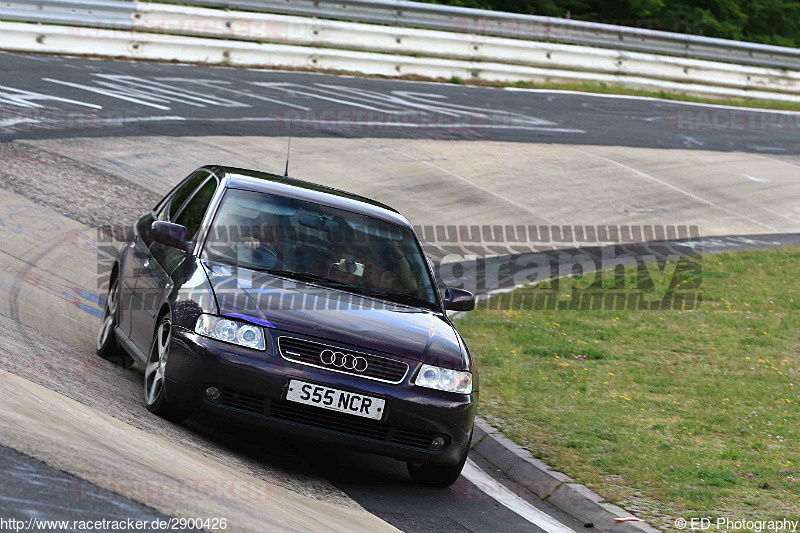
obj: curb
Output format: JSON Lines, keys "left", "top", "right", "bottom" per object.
{"left": 470, "top": 417, "right": 661, "bottom": 533}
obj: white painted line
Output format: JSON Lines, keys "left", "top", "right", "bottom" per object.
{"left": 94, "top": 116, "right": 187, "bottom": 125}
{"left": 199, "top": 117, "right": 583, "bottom": 132}
{"left": 744, "top": 174, "right": 770, "bottom": 183}
{"left": 251, "top": 82, "right": 412, "bottom": 114}
{"left": 94, "top": 75, "right": 250, "bottom": 108}
{"left": 752, "top": 153, "right": 800, "bottom": 170}
{"left": 568, "top": 146, "right": 779, "bottom": 232}
{"left": 22, "top": 114, "right": 582, "bottom": 133}
{"left": 43, "top": 78, "right": 172, "bottom": 110}
{"left": 568, "top": 146, "right": 717, "bottom": 207}
{"left": 378, "top": 144, "right": 556, "bottom": 223}
{"left": 155, "top": 78, "right": 313, "bottom": 111}
{"left": 0, "top": 84, "right": 103, "bottom": 110}
{"left": 0, "top": 117, "right": 39, "bottom": 128}
{"left": 462, "top": 458, "right": 576, "bottom": 533}
{"left": 504, "top": 87, "right": 800, "bottom": 115}
{"left": 61, "top": 313, "right": 93, "bottom": 331}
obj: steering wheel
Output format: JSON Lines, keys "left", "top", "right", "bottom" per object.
{"left": 235, "top": 242, "right": 281, "bottom": 269}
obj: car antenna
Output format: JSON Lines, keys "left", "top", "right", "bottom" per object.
{"left": 283, "top": 121, "right": 293, "bottom": 177}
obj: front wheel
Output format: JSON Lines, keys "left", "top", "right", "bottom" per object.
{"left": 96, "top": 276, "right": 132, "bottom": 367}
{"left": 408, "top": 430, "right": 472, "bottom": 488}
{"left": 144, "top": 314, "right": 191, "bottom": 423}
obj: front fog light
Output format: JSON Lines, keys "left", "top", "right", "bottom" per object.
{"left": 195, "top": 314, "right": 266, "bottom": 350}
{"left": 414, "top": 363, "right": 472, "bottom": 394}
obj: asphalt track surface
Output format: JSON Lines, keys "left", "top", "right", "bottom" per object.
{"left": 2, "top": 50, "right": 800, "bottom": 532}
{"left": 0, "top": 445, "right": 198, "bottom": 532}
{"left": 1, "top": 51, "right": 800, "bottom": 154}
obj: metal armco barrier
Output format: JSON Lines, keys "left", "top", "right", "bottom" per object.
{"left": 0, "top": 0, "right": 134, "bottom": 29}
{"left": 1, "top": 0, "right": 799, "bottom": 102}
{"left": 129, "top": 3, "right": 800, "bottom": 96}
{"left": 148, "top": 0, "right": 800, "bottom": 70}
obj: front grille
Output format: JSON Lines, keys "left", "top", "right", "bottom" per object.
{"left": 278, "top": 336, "right": 409, "bottom": 383}
{"left": 391, "top": 428, "right": 438, "bottom": 448}
{"left": 270, "top": 399, "right": 436, "bottom": 450}
{"left": 270, "top": 400, "right": 390, "bottom": 441}
{"left": 210, "top": 387, "right": 440, "bottom": 451}
{"left": 219, "top": 390, "right": 265, "bottom": 414}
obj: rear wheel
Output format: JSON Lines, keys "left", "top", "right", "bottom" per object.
{"left": 96, "top": 276, "right": 131, "bottom": 367}
{"left": 408, "top": 430, "right": 472, "bottom": 488}
{"left": 144, "top": 314, "right": 190, "bottom": 423}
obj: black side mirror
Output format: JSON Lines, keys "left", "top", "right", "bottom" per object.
{"left": 150, "top": 221, "right": 191, "bottom": 252}
{"left": 444, "top": 288, "right": 475, "bottom": 312}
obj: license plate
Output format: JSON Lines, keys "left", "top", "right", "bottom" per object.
{"left": 285, "top": 380, "right": 385, "bottom": 420}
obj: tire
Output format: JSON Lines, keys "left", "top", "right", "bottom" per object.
{"left": 407, "top": 430, "right": 472, "bottom": 488}
{"left": 96, "top": 276, "right": 132, "bottom": 367}
{"left": 144, "top": 314, "right": 191, "bottom": 423}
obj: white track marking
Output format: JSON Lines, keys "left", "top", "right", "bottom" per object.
{"left": 462, "top": 459, "right": 576, "bottom": 533}
{"left": 156, "top": 78, "right": 312, "bottom": 110}
{"left": 93, "top": 75, "right": 250, "bottom": 108}
{"left": 14, "top": 114, "right": 582, "bottom": 132}
{"left": 200, "top": 117, "right": 583, "bottom": 132}
{"left": 504, "top": 87, "right": 800, "bottom": 115}
{"left": 394, "top": 90, "right": 558, "bottom": 126}
{"left": 61, "top": 314, "right": 93, "bottom": 331}
{"left": 379, "top": 144, "right": 556, "bottom": 223}
{"left": 0, "top": 117, "right": 39, "bottom": 128}
{"left": 44, "top": 75, "right": 249, "bottom": 110}
{"left": 568, "top": 146, "right": 779, "bottom": 231}
{"left": 751, "top": 153, "right": 800, "bottom": 170}
{"left": 95, "top": 116, "right": 186, "bottom": 124}
{"left": 250, "top": 82, "right": 413, "bottom": 114}
{"left": 43, "top": 78, "right": 172, "bottom": 110}
{"left": 0, "top": 84, "right": 102, "bottom": 109}
{"left": 752, "top": 203, "right": 800, "bottom": 223}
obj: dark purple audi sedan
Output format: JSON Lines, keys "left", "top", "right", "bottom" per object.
{"left": 97, "top": 166, "right": 477, "bottom": 487}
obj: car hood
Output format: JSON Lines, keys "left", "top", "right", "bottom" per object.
{"left": 202, "top": 262, "right": 467, "bottom": 369}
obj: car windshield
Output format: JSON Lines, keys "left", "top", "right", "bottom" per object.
{"left": 202, "top": 188, "right": 439, "bottom": 310}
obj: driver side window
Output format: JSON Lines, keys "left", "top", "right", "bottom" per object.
{"left": 174, "top": 178, "right": 218, "bottom": 241}
{"left": 155, "top": 170, "right": 211, "bottom": 222}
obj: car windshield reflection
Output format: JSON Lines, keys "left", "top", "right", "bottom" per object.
{"left": 202, "top": 189, "right": 439, "bottom": 310}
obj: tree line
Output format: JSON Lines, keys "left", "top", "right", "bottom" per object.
{"left": 425, "top": 0, "right": 800, "bottom": 47}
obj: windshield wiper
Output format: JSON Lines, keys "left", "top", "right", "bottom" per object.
{"left": 358, "top": 288, "right": 437, "bottom": 310}
{"left": 247, "top": 267, "right": 349, "bottom": 286}
{"left": 245, "top": 266, "right": 436, "bottom": 309}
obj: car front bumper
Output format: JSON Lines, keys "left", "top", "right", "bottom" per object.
{"left": 164, "top": 328, "right": 477, "bottom": 464}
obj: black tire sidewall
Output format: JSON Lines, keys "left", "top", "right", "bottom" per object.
{"left": 96, "top": 278, "right": 120, "bottom": 357}
{"left": 144, "top": 315, "right": 170, "bottom": 412}
{"left": 144, "top": 314, "right": 190, "bottom": 423}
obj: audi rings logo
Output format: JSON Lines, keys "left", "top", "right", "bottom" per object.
{"left": 320, "top": 349, "right": 368, "bottom": 372}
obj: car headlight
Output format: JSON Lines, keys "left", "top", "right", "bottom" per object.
{"left": 195, "top": 314, "right": 266, "bottom": 351}
{"left": 414, "top": 364, "right": 472, "bottom": 394}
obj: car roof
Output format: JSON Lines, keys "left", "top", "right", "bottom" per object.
{"left": 207, "top": 166, "right": 412, "bottom": 229}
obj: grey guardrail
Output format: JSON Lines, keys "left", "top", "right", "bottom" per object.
{"left": 0, "top": 0, "right": 134, "bottom": 29}
{"left": 148, "top": 0, "right": 800, "bottom": 70}
{"left": 4, "top": 0, "right": 799, "bottom": 70}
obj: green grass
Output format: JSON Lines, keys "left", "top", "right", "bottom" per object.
{"left": 457, "top": 248, "right": 800, "bottom": 526}
{"left": 470, "top": 79, "right": 800, "bottom": 112}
